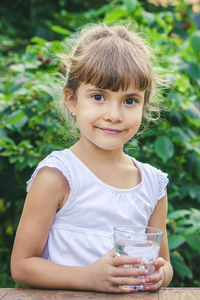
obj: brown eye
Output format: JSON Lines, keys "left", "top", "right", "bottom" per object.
{"left": 124, "top": 98, "right": 137, "bottom": 105}
{"left": 92, "top": 94, "right": 105, "bottom": 101}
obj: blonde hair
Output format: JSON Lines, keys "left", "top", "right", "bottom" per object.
{"left": 58, "top": 23, "right": 163, "bottom": 134}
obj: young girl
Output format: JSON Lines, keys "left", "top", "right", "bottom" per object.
{"left": 11, "top": 23, "right": 173, "bottom": 293}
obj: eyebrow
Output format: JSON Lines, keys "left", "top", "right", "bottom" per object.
{"left": 87, "top": 88, "right": 143, "bottom": 99}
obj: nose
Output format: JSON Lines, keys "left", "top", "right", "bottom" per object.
{"left": 103, "top": 103, "right": 123, "bottom": 123}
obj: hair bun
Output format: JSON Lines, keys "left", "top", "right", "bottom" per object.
{"left": 114, "top": 26, "right": 131, "bottom": 42}
{"left": 88, "top": 28, "right": 112, "bottom": 41}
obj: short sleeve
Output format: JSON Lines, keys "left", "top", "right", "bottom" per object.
{"left": 26, "top": 154, "right": 72, "bottom": 192}
{"left": 155, "top": 168, "right": 169, "bottom": 200}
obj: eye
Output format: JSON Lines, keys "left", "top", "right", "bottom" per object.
{"left": 92, "top": 94, "right": 105, "bottom": 102}
{"left": 124, "top": 98, "right": 137, "bottom": 105}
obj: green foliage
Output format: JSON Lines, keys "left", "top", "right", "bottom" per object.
{"left": 0, "top": 34, "right": 75, "bottom": 287}
{"left": 0, "top": 0, "right": 200, "bottom": 288}
{"left": 168, "top": 209, "right": 200, "bottom": 286}
{"left": 155, "top": 136, "right": 175, "bottom": 163}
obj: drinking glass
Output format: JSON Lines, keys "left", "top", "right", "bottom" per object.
{"left": 113, "top": 225, "right": 163, "bottom": 290}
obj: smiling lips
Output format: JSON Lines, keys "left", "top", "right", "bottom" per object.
{"left": 96, "top": 127, "right": 123, "bottom": 135}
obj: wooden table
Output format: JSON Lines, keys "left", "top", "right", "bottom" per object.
{"left": 0, "top": 288, "right": 200, "bottom": 300}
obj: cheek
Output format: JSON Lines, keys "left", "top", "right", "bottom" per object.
{"left": 128, "top": 113, "right": 142, "bottom": 128}
{"left": 75, "top": 109, "right": 97, "bottom": 129}
{"left": 77, "top": 107, "right": 100, "bottom": 123}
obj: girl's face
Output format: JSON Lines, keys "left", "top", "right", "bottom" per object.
{"left": 66, "top": 82, "right": 145, "bottom": 151}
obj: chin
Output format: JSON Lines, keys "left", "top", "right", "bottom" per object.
{"left": 97, "top": 144, "right": 123, "bottom": 151}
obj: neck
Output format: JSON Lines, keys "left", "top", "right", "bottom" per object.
{"left": 70, "top": 138, "right": 126, "bottom": 165}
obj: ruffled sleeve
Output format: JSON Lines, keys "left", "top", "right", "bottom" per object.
{"left": 139, "top": 160, "right": 169, "bottom": 205}
{"left": 155, "top": 168, "right": 169, "bottom": 200}
{"left": 26, "top": 152, "right": 72, "bottom": 192}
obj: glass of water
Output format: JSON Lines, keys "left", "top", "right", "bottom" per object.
{"left": 113, "top": 225, "right": 163, "bottom": 290}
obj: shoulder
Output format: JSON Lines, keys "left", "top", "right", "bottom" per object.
{"left": 29, "top": 166, "right": 70, "bottom": 199}
{"left": 36, "top": 167, "right": 69, "bottom": 189}
{"left": 25, "top": 166, "right": 70, "bottom": 214}
{"left": 26, "top": 149, "right": 73, "bottom": 192}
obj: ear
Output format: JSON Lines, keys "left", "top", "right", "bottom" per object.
{"left": 64, "top": 88, "right": 76, "bottom": 116}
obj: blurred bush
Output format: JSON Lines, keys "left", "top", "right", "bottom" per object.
{"left": 0, "top": 0, "right": 200, "bottom": 288}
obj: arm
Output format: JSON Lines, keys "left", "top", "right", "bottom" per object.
{"left": 11, "top": 167, "right": 92, "bottom": 290}
{"left": 11, "top": 167, "right": 148, "bottom": 292}
{"left": 144, "top": 189, "right": 173, "bottom": 290}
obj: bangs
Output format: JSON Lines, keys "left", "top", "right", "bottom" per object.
{"left": 75, "top": 38, "right": 152, "bottom": 92}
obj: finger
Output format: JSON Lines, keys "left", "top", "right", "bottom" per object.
{"left": 113, "top": 275, "right": 147, "bottom": 288}
{"left": 143, "top": 280, "right": 163, "bottom": 291}
{"left": 112, "top": 265, "right": 149, "bottom": 278}
{"left": 112, "top": 255, "right": 142, "bottom": 267}
{"left": 145, "top": 270, "right": 163, "bottom": 285}
{"left": 153, "top": 257, "right": 165, "bottom": 268}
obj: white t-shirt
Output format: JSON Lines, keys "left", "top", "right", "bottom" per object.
{"left": 26, "top": 149, "right": 168, "bottom": 267}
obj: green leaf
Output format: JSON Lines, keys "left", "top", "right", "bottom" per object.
{"left": 187, "top": 234, "right": 200, "bottom": 253}
{"left": 0, "top": 140, "right": 6, "bottom": 150}
{"left": 185, "top": 224, "right": 200, "bottom": 235}
{"left": 50, "top": 41, "right": 64, "bottom": 53}
{"left": 14, "top": 88, "right": 28, "bottom": 96}
{"left": 5, "top": 110, "right": 28, "bottom": 130}
{"left": 168, "top": 209, "right": 190, "bottom": 220}
{"left": 190, "top": 209, "right": 200, "bottom": 223}
{"left": 6, "top": 110, "right": 25, "bottom": 125}
{"left": 190, "top": 31, "right": 200, "bottom": 53}
{"left": 33, "top": 84, "right": 57, "bottom": 98}
{"left": 175, "top": 74, "right": 190, "bottom": 93}
{"left": 0, "top": 137, "right": 14, "bottom": 147}
{"left": 0, "top": 128, "right": 7, "bottom": 139}
{"left": 142, "top": 11, "right": 155, "bottom": 25}
{"left": 168, "top": 235, "right": 186, "bottom": 250}
{"left": 155, "top": 136, "right": 174, "bottom": 163}
{"left": 180, "top": 63, "right": 200, "bottom": 80}
{"left": 104, "top": 7, "right": 128, "bottom": 23}
{"left": 154, "top": 13, "right": 168, "bottom": 32}
{"left": 171, "top": 252, "right": 192, "bottom": 279}
{"left": 189, "top": 186, "right": 200, "bottom": 203}
{"left": 14, "top": 116, "right": 28, "bottom": 130}
{"left": 49, "top": 25, "right": 71, "bottom": 36}
{"left": 0, "top": 101, "right": 8, "bottom": 113}
{"left": 124, "top": 0, "right": 138, "bottom": 11}
{"left": 179, "top": 219, "right": 193, "bottom": 226}
{"left": 31, "top": 36, "right": 47, "bottom": 46}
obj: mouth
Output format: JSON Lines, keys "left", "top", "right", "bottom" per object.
{"left": 96, "top": 127, "right": 123, "bottom": 135}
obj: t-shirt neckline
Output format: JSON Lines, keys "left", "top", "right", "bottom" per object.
{"left": 65, "top": 149, "right": 143, "bottom": 192}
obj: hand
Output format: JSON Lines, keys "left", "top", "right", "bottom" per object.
{"left": 143, "top": 257, "right": 166, "bottom": 291}
{"left": 88, "top": 249, "right": 149, "bottom": 293}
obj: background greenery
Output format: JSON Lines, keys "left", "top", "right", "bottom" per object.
{"left": 0, "top": 0, "right": 200, "bottom": 288}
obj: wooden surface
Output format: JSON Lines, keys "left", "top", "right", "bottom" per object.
{"left": 0, "top": 288, "right": 200, "bottom": 300}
